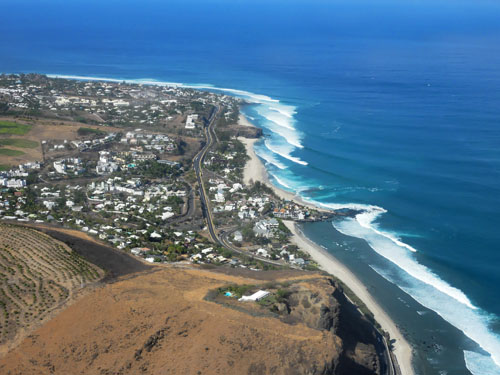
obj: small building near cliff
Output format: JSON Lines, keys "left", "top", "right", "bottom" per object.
{"left": 238, "top": 290, "right": 270, "bottom": 302}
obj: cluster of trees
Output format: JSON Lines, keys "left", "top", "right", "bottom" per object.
{"left": 0, "top": 102, "right": 8, "bottom": 114}
{"left": 249, "top": 181, "right": 274, "bottom": 196}
{"left": 133, "top": 160, "right": 182, "bottom": 179}
{"left": 77, "top": 127, "right": 106, "bottom": 136}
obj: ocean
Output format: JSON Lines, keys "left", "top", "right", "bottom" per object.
{"left": 2, "top": 0, "right": 500, "bottom": 373}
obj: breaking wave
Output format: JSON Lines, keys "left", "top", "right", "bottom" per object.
{"left": 334, "top": 208, "right": 475, "bottom": 308}
{"left": 254, "top": 146, "right": 287, "bottom": 170}
{"left": 331, "top": 207, "right": 500, "bottom": 372}
{"left": 269, "top": 172, "right": 293, "bottom": 190}
{"left": 264, "top": 140, "right": 308, "bottom": 166}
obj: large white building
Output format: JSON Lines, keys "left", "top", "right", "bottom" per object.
{"left": 185, "top": 114, "right": 198, "bottom": 129}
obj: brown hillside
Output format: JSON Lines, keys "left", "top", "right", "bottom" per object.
{"left": 0, "top": 266, "right": 381, "bottom": 375}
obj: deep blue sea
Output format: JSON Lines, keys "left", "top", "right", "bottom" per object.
{"left": 2, "top": 0, "right": 500, "bottom": 373}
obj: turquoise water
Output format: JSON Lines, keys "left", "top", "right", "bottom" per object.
{"left": 2, "top": 0, "right": 500, "bottom": 373}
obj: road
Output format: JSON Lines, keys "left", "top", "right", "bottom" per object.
{"left": 192, "top": 104, "right": 400, "bottom": 375}
{"left": 193, "top": 105, "right": 220, "bottom": 244}
{"left": 192, "top": 105, "right": 287, "bottom": 267}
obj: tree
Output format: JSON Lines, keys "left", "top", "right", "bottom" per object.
{"left": 74, "top": 190, "right": 87, "bottom": 205}
{"left": 241, "top": 223, "right": 255, "bottom": 242}
{"left": 0, "top": 102, "right": 9, "bottom": 114}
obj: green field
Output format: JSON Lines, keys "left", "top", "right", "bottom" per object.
{"left": 0, "top": 121, "right": 32, "bottom": 135}
{"left": 0, "top": 138, "right": 38, "bottom": 148}
{"left": 0, "top": 148, "right": 25, "bottom": 156}
{"left": 0, "top": 164, "right": 10, "bottom": 171}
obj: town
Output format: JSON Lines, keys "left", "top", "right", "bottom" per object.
{"left": 0, "top": 74, "right": 339, "bottom": 271}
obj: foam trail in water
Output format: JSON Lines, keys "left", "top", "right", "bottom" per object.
{"left": 254, "top": 146, "right": 287, "bottom": 170}
{"left": 464, "top": 351, "right": 500, "bottom": 375}
{"left": 264, "top": 140, "right": 308, "bottom": 166}
{"left": 269, "top": 105, "right": 295, "bottom": 118}
{"left": 332, "top": 213, "right": 500, "bottom": 373}
{"left": 263, "top": 111, "right": 295, "bottom": 130}
{"left": 254, "top": 104, "right": 303, "bottom": 149}
{"left": 49, "top": 74, "right": 278, "bottom": 102}
{"left": 370, "top": 264, "right": 500, "bottom": 374}
{"left": 292, "top": 194, "right": 500, "bottom": 373}
{"left": 356, "top": 209, "right": 418, "bottom": 252}
{"left": 269, "top": 172, "right": 294, "bottom": 190}
{"left": 334, "top": 211, "right": 475, "bottom": 308}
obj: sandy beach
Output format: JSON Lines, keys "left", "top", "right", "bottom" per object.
{"left": 239, "top": 113, "right": 414, "bottom": 375}
{"left": 284, "top": 221, "right": 414, "bottom": 375}
{"left": 239, "top": 137, "right": 329, "bottom": 213}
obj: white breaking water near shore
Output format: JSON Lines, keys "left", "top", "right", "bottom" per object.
{"left": 331, "top": 208, "right": 500, "bottom": 373}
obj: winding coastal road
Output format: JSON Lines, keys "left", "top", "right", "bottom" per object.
{"left": 192, "top": 105, "right": 400, "bottom": 375}
{"left": 193, "top": 105, "right": 220, "bottom": 244}
{"left": 192, "top": 105, "right": 286, "bottom": 267}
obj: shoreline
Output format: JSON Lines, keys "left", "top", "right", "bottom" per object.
{"left": 239, "top": 114, "right": 414, "bottom": 375}
{"left": 284, "top": 221, "right": 414, "bottom": 375}
{"left": 238, "top": 139, "right": 330, "bottom": 214}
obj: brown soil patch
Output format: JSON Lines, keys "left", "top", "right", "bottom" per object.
{"left": 0, "top": 116, "right": 121, "bottom": 167}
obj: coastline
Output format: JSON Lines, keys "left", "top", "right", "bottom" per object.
{"left": 284, "top": 221, "right": 414, "bottom": 375}
{"left": 239, "top": 114, "right": 414, "bottom": 375}
{"left": 238, "top": 139, "right": 330, "bottom": 213}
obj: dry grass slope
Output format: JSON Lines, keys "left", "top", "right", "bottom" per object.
{"left": 0, "top": 268, "right": 345, "bottom": 375}
{"left": 0, "top": 224, "right": 104, "bottom": 352}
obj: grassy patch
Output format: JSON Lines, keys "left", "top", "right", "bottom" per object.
{"left": 77, "top": 127, "right": 106, "bottom": 136}
{"left": 0, "top": 121, "right": 32, "bottom": 135}
{"left": 218, "top": 284, "right": 254, "bottom": 299}
{"left": 0, "top": 148, "right": 25, "bottom": 156}
{"left": 0, "top": 164, "right": 10, "bottom": 171}
{"left": 0, "top": 138, "right": 38, "bottom": 149}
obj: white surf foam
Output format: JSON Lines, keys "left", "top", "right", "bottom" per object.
{"left": 48, "top": 74, "right": 184, "bottom": 87}
{"left": 262, "top": 110, "right": 295, "bottom": 130}
{"left": 48, "top": 74, "right": 278, "bottom": 103}
{"left": 356, "top": 208, "right": 418, "bottom": 252}
{"left": 335, "top": 210, "right": 475, "bottom": 309}
{"left": 369, "top": 264, "right": 500, "bottom": 373}
{"left": 464, "top": 350, "right": 500, "bottom": 375}
{"left": 269, "top": 172, "right": 294, "bottom": 190}
{"left": 254, "top": 147, "right": 287, "bottom": 170}
{"left": 253, "top": 103, "right": 304, "bottom": 149}
{"left": 264, "top": 140, "right": 308, "bottom": 166}
{"left": 186, "top": 84, "right": 280, "bottom": 103}
{"left": 269, "top": 105, "right": 296, "bottom": 118}
{"left": 332, "top": 210, "right": 500, "bottom": 372}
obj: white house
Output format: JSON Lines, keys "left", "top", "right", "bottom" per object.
{"left": 233, "top": 231, "right": 243, "bottom": 242}
{"left": 238, "top": 290, "right": 270, "bottom": 302}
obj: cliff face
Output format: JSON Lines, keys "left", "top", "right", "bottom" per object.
{"left": 227, "top": 124, "right": 263, "bottom": 138}
{"left": 271, "top": 278, "right": 381, "bottom": 375}
{"left": 0, "top": 268, "right": 381, "bottom": 375}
